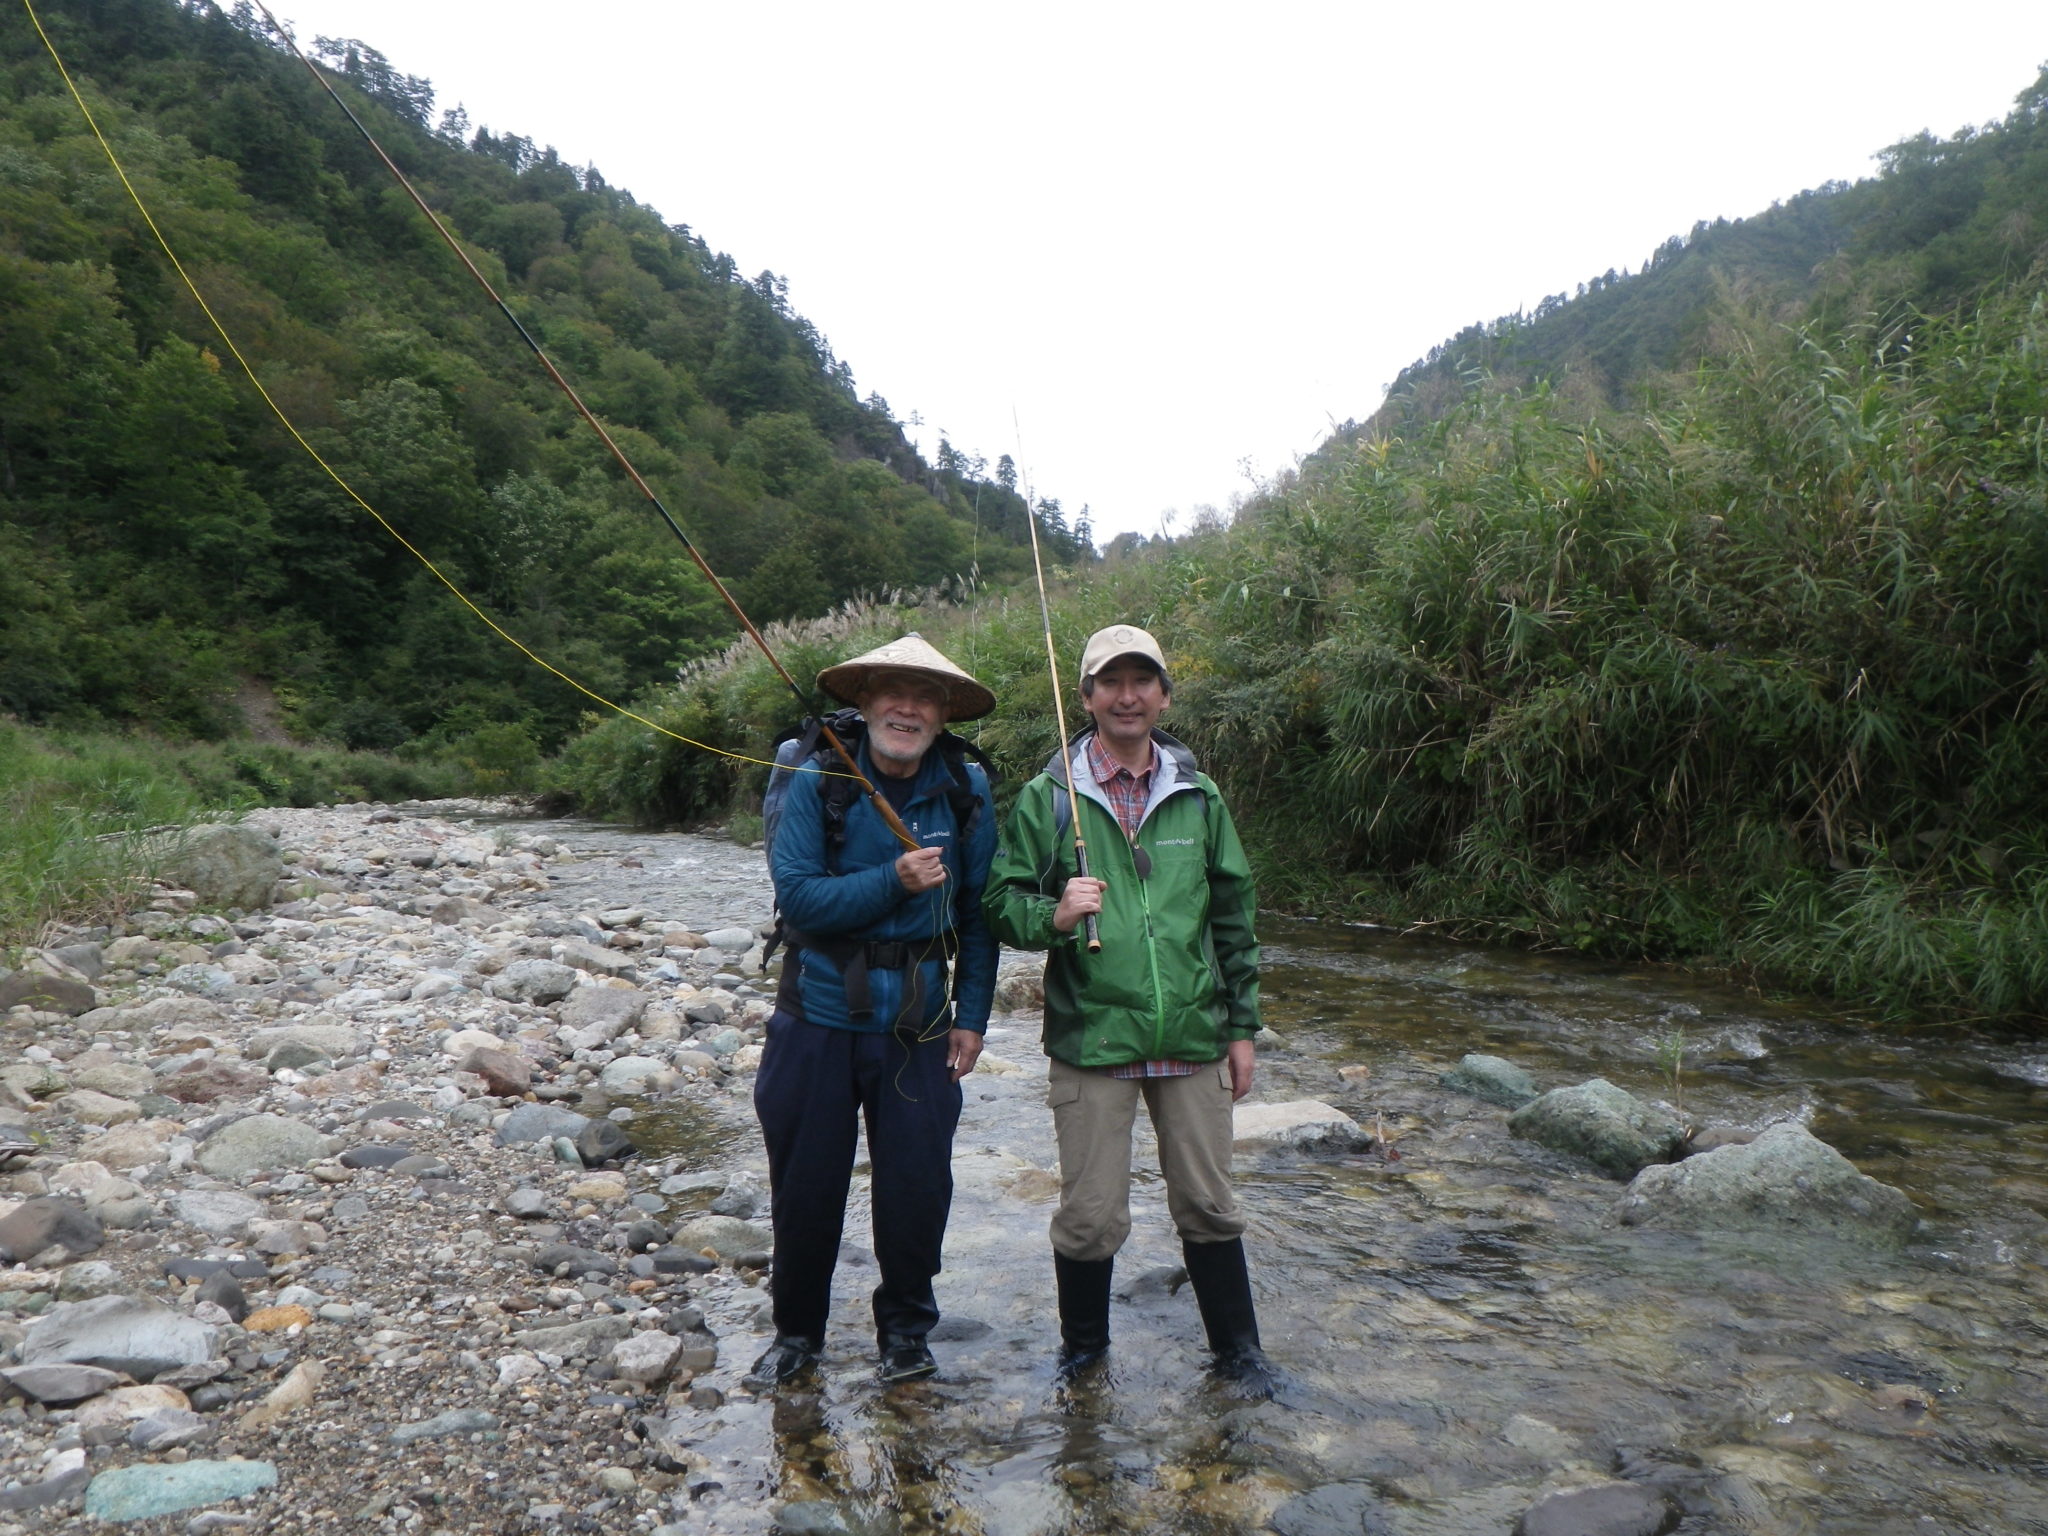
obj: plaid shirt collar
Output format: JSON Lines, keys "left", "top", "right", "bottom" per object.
{"left": 1085, "top": 732, "right": 1158, "bottom": 841}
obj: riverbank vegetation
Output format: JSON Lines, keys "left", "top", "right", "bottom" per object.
{"left": 0, "top": 722, "right": 468, "bottom": 944}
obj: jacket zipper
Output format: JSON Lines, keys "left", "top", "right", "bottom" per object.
{"left": 1138, "top": 849, "right": 1166, "bottom": 1058}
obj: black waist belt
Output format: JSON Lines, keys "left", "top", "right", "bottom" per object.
{"left": 777, "top": 927, "right": 958, "bottom": 1025}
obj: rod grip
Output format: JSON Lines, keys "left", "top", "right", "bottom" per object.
{"left": 1074, "top": 836, "right": 1101, "bottom": 953}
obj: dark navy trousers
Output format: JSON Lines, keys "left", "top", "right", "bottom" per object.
{"left": 753, "top": 1010, "right": 963, "bottom": 1346}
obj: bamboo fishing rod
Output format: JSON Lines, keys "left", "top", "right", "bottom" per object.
{"left": 1018, "top": 455, "right": 1100, "bottom": 953}
{"left": 243, "top": 1, "right": 918, "bottom": 852}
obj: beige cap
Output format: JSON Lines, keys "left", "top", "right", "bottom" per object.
{"left": 1079, "top": 623, "right": 1170, "bottom": 692}
{"left": 815, "top": 632, "right": 996, "bottom": 721}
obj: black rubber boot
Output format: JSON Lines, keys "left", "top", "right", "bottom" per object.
{"left": 1181, "top": 1237, "right": 1276, "bottom": 1397}
{"left": 1053, "top": 1252, "right": 1114, "bottom": 1374}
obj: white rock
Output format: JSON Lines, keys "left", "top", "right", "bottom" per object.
{"left": 608, "top": 1330, "right": 683, "bottom": 1384}
{"left": 1231, "top": 1099, "right": 1369, "bottom": 1153}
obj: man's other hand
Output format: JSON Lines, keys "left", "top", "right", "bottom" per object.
{"left": 895, "top": 845, "right": 948, "bottom": 894}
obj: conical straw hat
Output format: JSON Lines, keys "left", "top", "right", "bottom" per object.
{"left": 816, "top": 632, "right": 995, "bottom": 721}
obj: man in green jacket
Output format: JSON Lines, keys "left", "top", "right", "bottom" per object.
{"left": 984, "top": 623, "right": 1272, "bottom": 1390}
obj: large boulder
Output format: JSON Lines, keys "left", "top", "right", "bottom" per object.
{"left": 1618, "top": 1121, "right": 1920, "bottom": 1241}
{"left": 157, "top": 824, "right": 283, "bottom": 910}
{"left": 1508, "top": 1078, "right": 1685, "bottom": 1179}
{"left": 20, "top": 1295, "right": 216, "bottom": 1381}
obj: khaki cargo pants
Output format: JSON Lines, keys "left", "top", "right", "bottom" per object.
{"left": 1046, "top": 1055, "right": 1246, "bottom": 1263}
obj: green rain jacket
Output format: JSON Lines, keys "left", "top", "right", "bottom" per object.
{"left": 983, "top": 727, "right": 1260, "bottom": 1068}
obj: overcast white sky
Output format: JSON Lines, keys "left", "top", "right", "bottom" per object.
{"left": 267, "top": 2, "right": 2046, "bottom": 541}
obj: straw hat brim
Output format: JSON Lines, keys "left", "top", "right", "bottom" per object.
{"left": 816, "top": 633, "right": 996, "bottom": 722}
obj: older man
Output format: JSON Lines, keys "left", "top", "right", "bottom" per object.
{"left": 746, "top": 634, "right": 998, "bottom": 1388}
{"left": 984, "top": 623, "right": 1271, "bottom": 1390}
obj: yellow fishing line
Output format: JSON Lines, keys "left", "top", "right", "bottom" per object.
{"left": 22, "top": 0, "right": 843, "bottom": 782}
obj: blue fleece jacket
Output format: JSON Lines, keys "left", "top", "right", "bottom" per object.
{"left": 769, "top": 738, "right": 997, "bottom": 1034}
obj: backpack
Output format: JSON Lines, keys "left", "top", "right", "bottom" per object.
{"left": 760, "top": 708, "right": 996, "bottom": 1021}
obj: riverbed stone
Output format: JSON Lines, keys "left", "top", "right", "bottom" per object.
{"left": 610, "top": 1329, "right": 684, "bottom": 1383}
{"left": 245, "top": 1022, "right": 365, "bottom": 1060}
{"left": 77, "top": 1119, "right": 181, "bottom": 1170}
{"left": 1514, "top": 1480, "right": 1678, "bottom": 1536}
{"left": 575, "top": 1119, "right": 636, "bottom": 1166}
{"left": 1508, "top": 1078, "right": 1685, "bottom": 1179}
{"left": 511, "top": 1312, "right": 635, "bottom": 1356}
{"left": 497, "top": 1102, "right": 590, "bottom": 1145}
{"left": 0, "top": 1446, "right": 88, "bottom": 1512}
{"left": 672, "top": 1214, "right": 773, "bottom": 1262}
{"left": 0, "top": 1362, "right": 127, "bottom": 1403}
{"left": 1272, "top": 1480, "right": 1396, "bottom": 1536}
{"left": 170, "top": 1189, "right": 267, "bottom": 1237}
{"left": 1232, "top": 1100, "right": 1370, "bottom": 1152}
{"left": 20, "top": 1294, "right": 217, "bottom": 1380}
{"left": 57, "top": 1088, "right": 142, "bottom": 1125}
{"left": 553, "top": 940, "right": 638, "bottom": 979}
{"left": 0, "top": 1196, "right": 104, "bottom": 1262}
{"left": 70, "top": 1060, "right": 156, "bottom": 1099}
{"left": 489, "top": 959, "right": 580, "bottom": 1004}
{"left": 600, "top": 1055, "right": 674, "bottom": 1093}
{"left": 560, "top": 984, "right": 649, "bottom": 1043}
{"left": 158, "top": 823, "right": 285, "bottom": 910}
{"left": 1442, "top": 1053, "right": 1540, "bottom": 1108}
{"left": 196, "top": 1114, "right": 336, "bottom": 1177}
{"left": 1617, "top": 1121, "right": 1920, "bottom": 1241}
{"left": 0, "top": 970, "right": 97, "bottom": 1015}
{"left": 461, "top": 1045, "right": 532, "bottom": 1097}
{"left": 83, "top": 1458, "right": 278, "bottom": 1521}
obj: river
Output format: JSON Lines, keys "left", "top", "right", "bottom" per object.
{"left": 519, "top": 818, "right": 2048, "bottom": 1535}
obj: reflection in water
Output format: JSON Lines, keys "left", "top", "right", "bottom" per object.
{"left": 642, "top": 903, "right": 2048, "bottom": 1535}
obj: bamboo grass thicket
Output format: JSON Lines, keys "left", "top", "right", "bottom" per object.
{"left": 555, "top": 293, "right": 2048, "bottom": 1021}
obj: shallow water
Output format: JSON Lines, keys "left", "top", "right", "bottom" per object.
{"left": 513, "top": 821, "right": 2048, "bottom": 1533}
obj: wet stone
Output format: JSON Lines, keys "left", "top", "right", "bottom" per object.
{"left": 575, "top": 1119, "right": 636, "bottom": 1166}
{"left": 1272, "top": 1481, "right": 1396, "bottom": 1536}
{"left": 496, "top": 1103, "right": 590, "bottom": 1146}
{"left": 1514, "top": 1481, "right": 1679, "bottom": 1536}
{"left": 1442, "top": 1053, "right": 1541, "bottom": 1108}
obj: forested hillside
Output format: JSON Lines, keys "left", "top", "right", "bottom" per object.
{"left": 0, "top": 0, "right": 1075, "bottom": 760}
{"left": 1361, "top": 64, "right": 2048, "bottom": 435}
